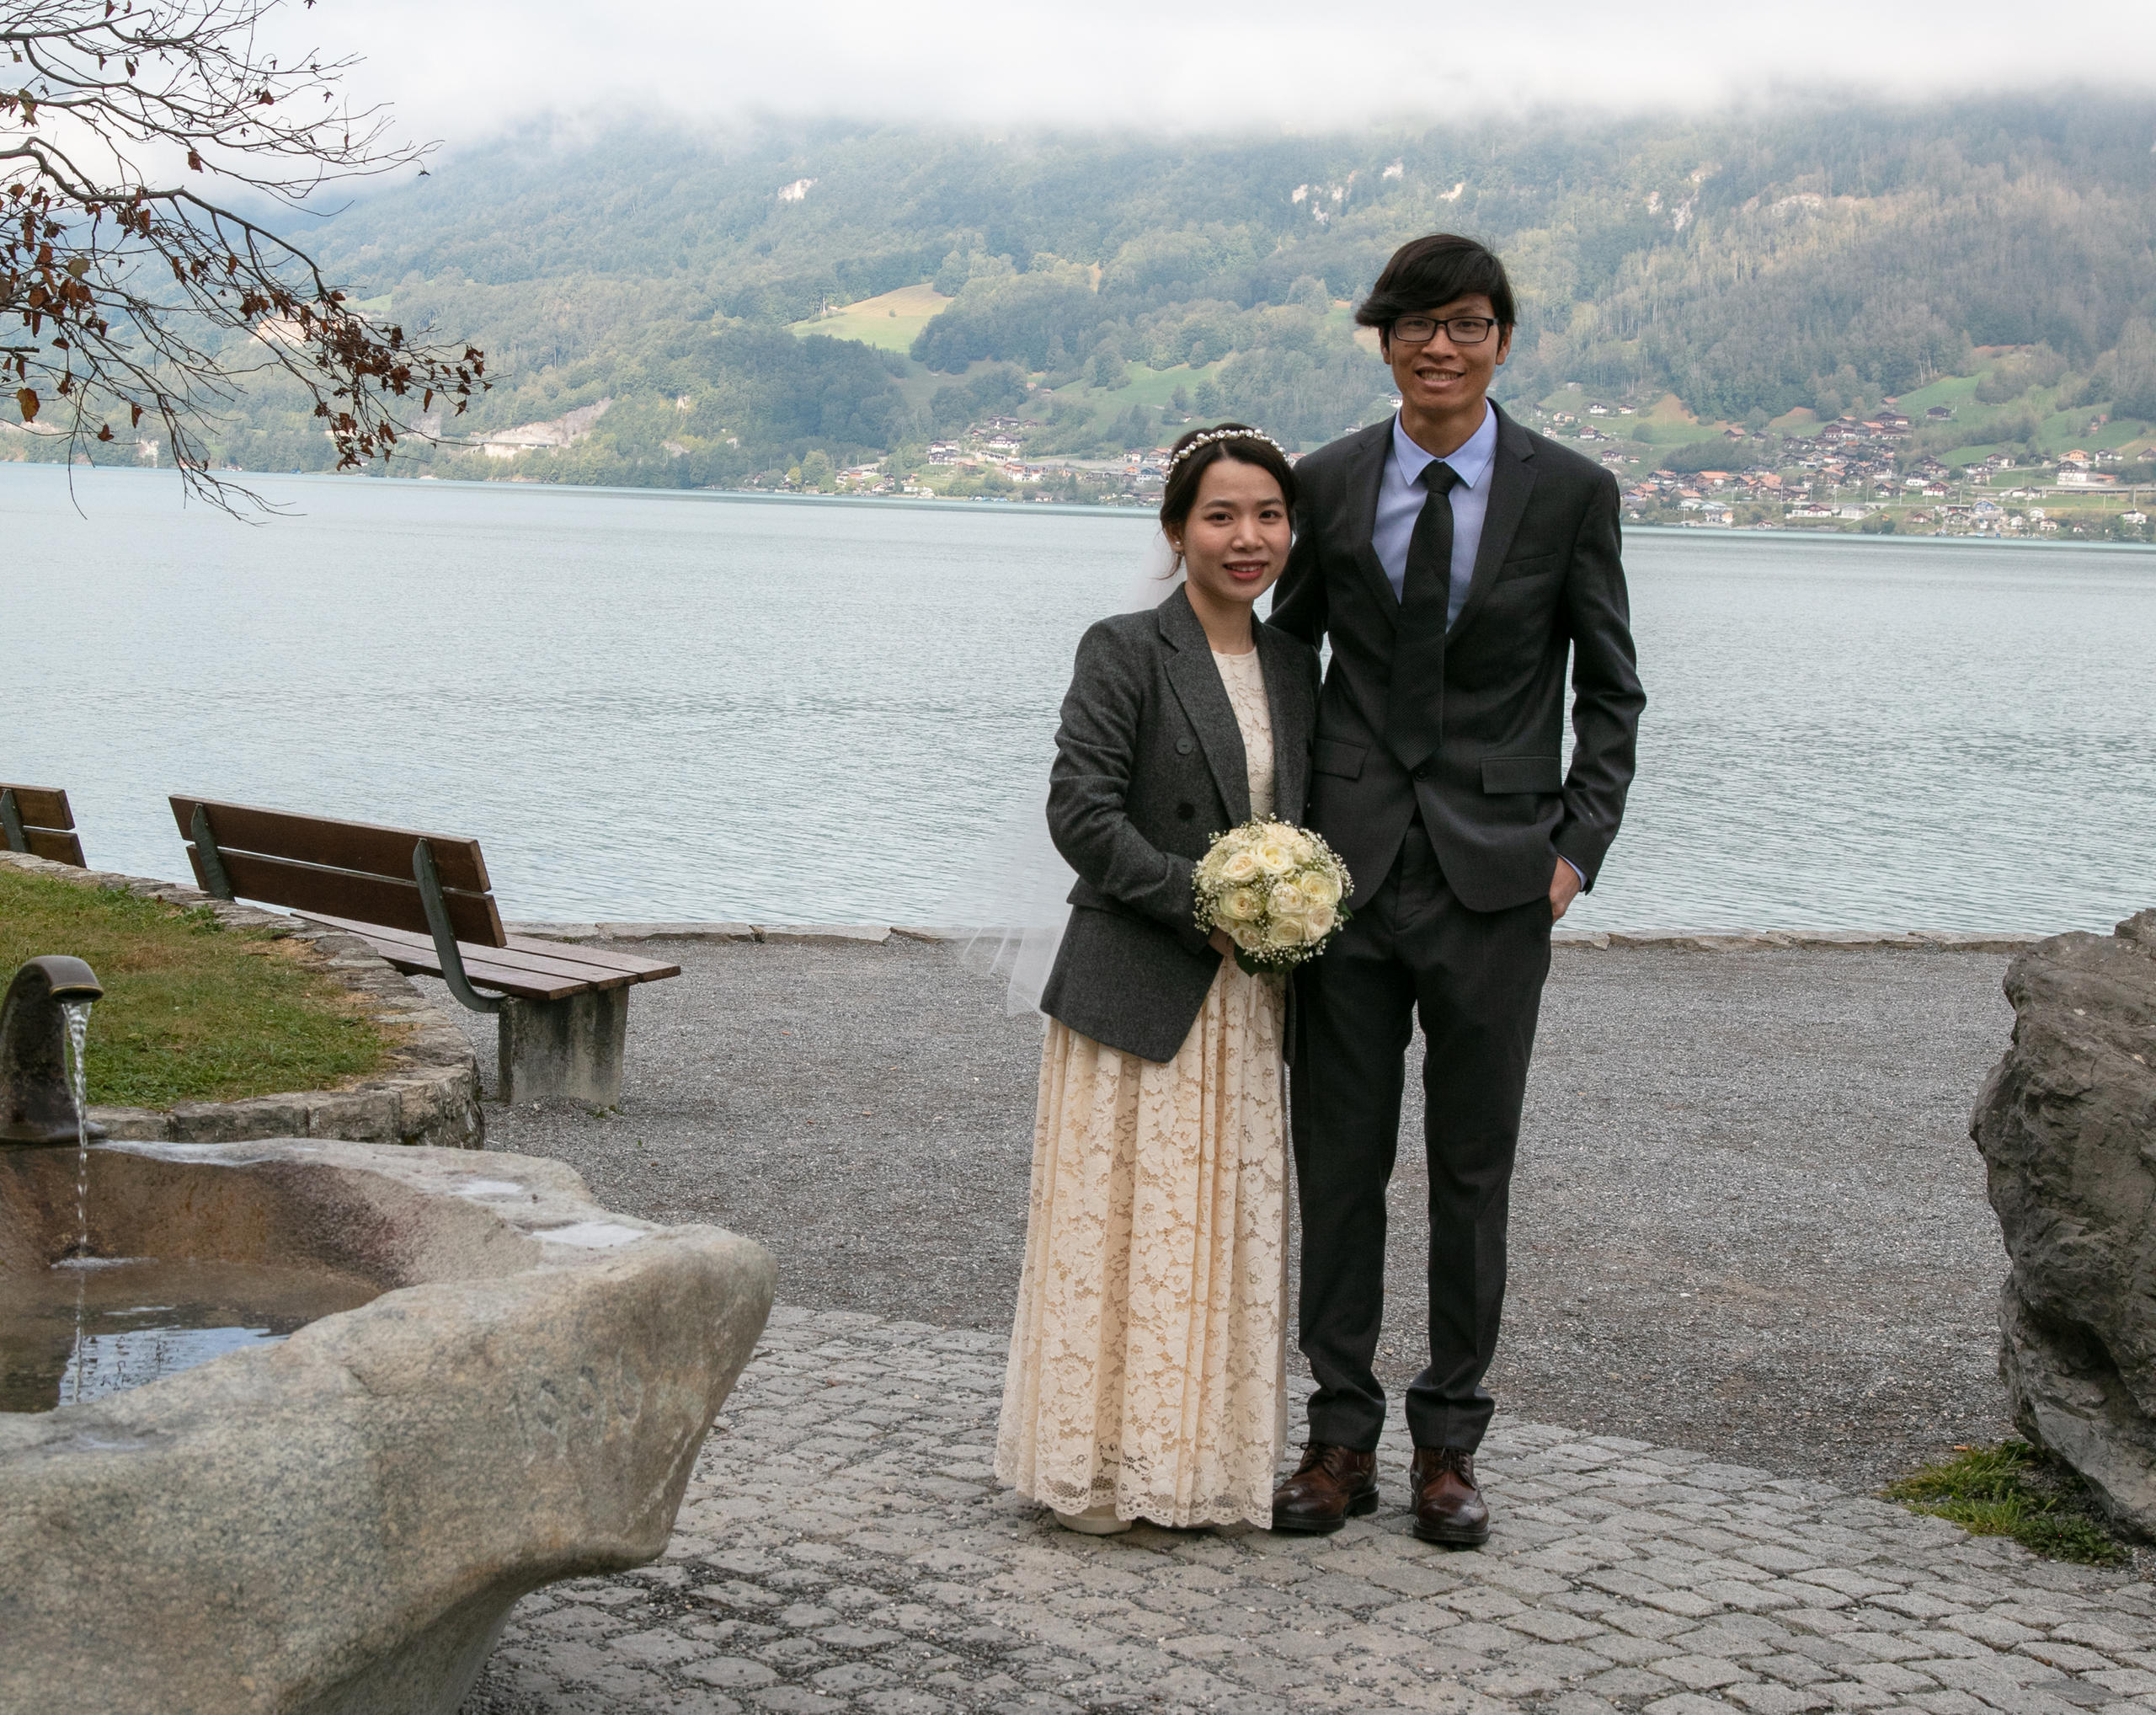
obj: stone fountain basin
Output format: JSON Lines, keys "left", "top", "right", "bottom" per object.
{"left": 0, "top": 1139, "right": 776, "bottom": 1715}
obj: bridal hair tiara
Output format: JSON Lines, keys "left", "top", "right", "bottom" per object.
{"left": 1165, "top": 426, "right": 1288, "bottom": 475}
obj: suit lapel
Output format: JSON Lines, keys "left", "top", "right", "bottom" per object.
{"left": 1446, "top": 403, "right": 1538, "bottom": 646}
{"left": 1255, "top": 622, "right": 1310, "bottom": 822}
{"left": 1343, "top": 421, "right": 1400, "bottom": 625}
{"left": 1159, "top": 588, "right": 1251, "bottom": 825}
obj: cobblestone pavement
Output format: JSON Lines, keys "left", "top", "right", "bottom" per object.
{"left": 460, "top": 1307, "right": 2154, "bottom": 1715}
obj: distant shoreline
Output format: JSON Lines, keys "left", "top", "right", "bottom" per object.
{"left": 4, "top": 462, "right": 2153, "bottom": 550}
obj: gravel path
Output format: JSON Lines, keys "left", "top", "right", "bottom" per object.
{"left": 431, "top": 938, "right": 2019, "bottom": 1489}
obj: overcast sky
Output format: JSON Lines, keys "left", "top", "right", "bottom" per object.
{"left": 290, "top": 1, "right": 2156, "bottom": 146}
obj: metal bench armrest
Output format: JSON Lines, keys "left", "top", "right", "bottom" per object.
{"left": 189, "top": 804, "right": 236, "bottom": 900}
{"left": 414, "top": 839, "right": 504, "bottom": 1015}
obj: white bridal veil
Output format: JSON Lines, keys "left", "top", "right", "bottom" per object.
{"left": 947, "top": 535, "right": 1183, "bottom": 1018}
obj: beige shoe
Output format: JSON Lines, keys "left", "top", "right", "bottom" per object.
{"left": 1052, "top": 1504, "right": 1132, "bottom": 1536}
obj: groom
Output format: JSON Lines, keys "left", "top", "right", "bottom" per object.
{"left": 1268, "top": 233, "right": 1644, "bottom": 1544}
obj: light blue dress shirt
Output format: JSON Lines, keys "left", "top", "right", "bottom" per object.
{"left": 1372, "top": 403, "right": 1499, "bottom": 628}
{"left": 1370, "top": 404, "right": 1587, "bottom": 894}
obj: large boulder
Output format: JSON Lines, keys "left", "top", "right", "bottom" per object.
{"left": 1972, "top": 908, "right": 2156, "bottom": 1536}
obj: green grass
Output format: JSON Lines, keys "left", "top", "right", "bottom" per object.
{"left": 787, "top": 283, "right": 950, "bottom": 354}
{"left": 1892, "top": 373, "right": 1983, "bottom": 414}
{"left": 1029, "top": 358, "right": 1236, "bottom": 442}
{"left": 2039, "top": 409, "right": 2153, "bottom": 454}
{"left": 1938, "top": 442, "right": 2013, "bottom": 468}
{"left": 0, "top": 868, "right": 398, "bottom": 1109}
{"left": 1612, "top": 392, "right": 1726, "bottom": 445}
{"left": 1885, "top": 1441, "right": 2126, "bottom": 1566}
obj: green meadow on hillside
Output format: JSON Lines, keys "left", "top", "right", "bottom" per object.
{"left": 788, "top": 284, "right": 951, "bottom": 354}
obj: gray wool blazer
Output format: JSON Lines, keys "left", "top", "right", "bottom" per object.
{"left": 1038, "top": 584, "right": 1321, "bottom": 1064}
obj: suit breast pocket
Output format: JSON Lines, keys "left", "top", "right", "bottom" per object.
{"left": 1313, "top": 740, "right": 1367, "bottom": 780}
{"left": 1481, "top": 756, "right": 1563, "bottom": 794}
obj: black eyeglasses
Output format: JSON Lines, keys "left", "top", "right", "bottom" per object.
{"left": 1389, "top": 315, "right": 1497, "bottom": 346}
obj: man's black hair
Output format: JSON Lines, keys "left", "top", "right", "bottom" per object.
{"left": 1355, "top": 233, "right": 1516, "bottom": 332}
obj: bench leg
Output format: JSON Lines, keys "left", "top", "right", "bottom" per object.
{"left": 498, "top": 989, "right": 629, "bottom": 1106}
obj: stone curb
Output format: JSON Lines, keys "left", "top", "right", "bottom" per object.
{"left": 1550, "top": 927, "right": 2047, "bottom": 953}
{"left": 507, "top": 921, "right": 915, "bottom": 946}
{"left": 1, "top": 850, "right": 483, "bottom": 1148}
{"left": 506, "top": 917, "right": 2045, "bottom": 954}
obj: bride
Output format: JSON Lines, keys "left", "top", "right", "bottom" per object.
{"left": 992, "top": 423, "right": 1320, "bottom": 1533}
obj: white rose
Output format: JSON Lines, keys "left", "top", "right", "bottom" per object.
{"left": 1301, "top": 868, "right": 1343, "bottom": 908}
{"left": 1278, "top": 899, "right": 1337, "bottom": 947}
{"left": 1274, "top": 906, "right": 1320, "bottom": 945}
{"left": 1255, "top": 836, "right": 1297, "bottom": 875}
{"left": 1219, "top": 847, "right": 1262, "bottom": 884}
{"left": 1230, "top": 921, "right": 1268, "bottom": 952}
{"left": 1219, "top": 886, "right": 1264, "bottom": 923}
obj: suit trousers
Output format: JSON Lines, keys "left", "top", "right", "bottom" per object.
{"left": 1289, "top": 815, "right": 1553, "bottom": 1453}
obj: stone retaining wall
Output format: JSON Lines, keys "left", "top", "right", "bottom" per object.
{"left": 2, "top": 851, "right": 481, "bottom": 1148}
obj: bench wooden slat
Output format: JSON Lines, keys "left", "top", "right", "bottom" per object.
{"left": 2, "top": 784, "right": 73, "bottom": 828}
{"left": 168, "top": 796, "right": 492, "bottom": 895}
{"left": 355, "top": 938, "right": 591, "bottom": 1002}
{"left": 24, "top": 827, "right": 86, "bottom": 867}
{"left": 501, "top": 934, "right": 684, "bottom": 980}
{"left": 302, "top": 914, "right": 679, "bottom": 989}
{"left": 189, "top": 848, "right": 504, "bottom": 946}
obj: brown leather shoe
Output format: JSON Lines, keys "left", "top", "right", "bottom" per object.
{"left": 1271, "top": 1442, "right": 1379, "bottom": 1534}
{"left": 1410, "top": 1445, "right": 1491, "bottom": 1547}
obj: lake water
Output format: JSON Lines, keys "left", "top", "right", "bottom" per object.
{"left": 4, "top": 463, "right": 2153, "bottom": 933}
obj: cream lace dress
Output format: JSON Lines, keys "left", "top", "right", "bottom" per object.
{"left": 995, "top": 645, "right": 1289, "bottom": 1530}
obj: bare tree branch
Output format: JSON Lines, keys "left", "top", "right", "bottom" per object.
{"left": 0, "top": 0, "right": 487, "bottom": 510}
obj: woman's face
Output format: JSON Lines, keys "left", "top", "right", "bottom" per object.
{"left": 1169, "top": 457, "right": 1290, "bottom": 610}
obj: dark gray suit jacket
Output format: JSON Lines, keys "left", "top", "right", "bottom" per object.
{"left": 1269, "top": 404, "right": 1644, "bottom": 913}
{"left": 1039, "top": 585, "right": 1321, "bottom": 1063}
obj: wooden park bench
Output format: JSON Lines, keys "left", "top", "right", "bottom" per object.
{"left": 168, "top": 795, "right": 679, "bottom": 1106}
{"left": 1, "top": 784, "right": 86, "bottom": 867}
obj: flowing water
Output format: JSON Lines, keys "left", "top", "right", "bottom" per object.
{"left": 59, "top": 998, "right": 93, "bottom": 1402}
{"left": 62, "top": 1000, "right": 89, "bottom": 1253}
{"left": 4, "top": 462, "right": 2155, "bottom": 932}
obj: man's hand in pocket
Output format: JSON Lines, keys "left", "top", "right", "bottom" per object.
{"left": 1550, "top": 858, "right": 1582, "bottom": 921}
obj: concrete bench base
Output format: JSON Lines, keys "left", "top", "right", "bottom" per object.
{"left": 499, "top": 987, "right": 630, "bottom": 1106}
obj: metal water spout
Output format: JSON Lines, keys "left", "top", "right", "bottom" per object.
{"left": 0, "top": 957, "right": 107, "bottom": 1146}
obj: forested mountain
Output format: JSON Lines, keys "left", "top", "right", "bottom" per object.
{"left": 23, "top": 97, "right": 2155, "bottom": 486}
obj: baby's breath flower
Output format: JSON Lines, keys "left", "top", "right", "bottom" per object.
{"left": 1192, "top": 817, "right": 1354, "bottom": 973}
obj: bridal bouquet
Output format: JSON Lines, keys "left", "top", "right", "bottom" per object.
{"left": 1193, "top": 820, "right": 1353, "bottom": 974}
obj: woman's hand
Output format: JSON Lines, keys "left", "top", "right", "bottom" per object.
{"left": 1209, "top": 927, "right": 1238, "bottom": 959}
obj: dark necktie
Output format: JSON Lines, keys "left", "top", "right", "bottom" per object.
{"left": 1385, "top": 461, "right": 1460, "bottom": 774}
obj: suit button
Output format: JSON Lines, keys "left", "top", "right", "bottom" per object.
{"left": 1177, "top": 802, "right": 1195, "bottom": 820}
{"left": 1176, "top": 738, "right": 1194, "bottom": 755}
{"left": 1413, "top": 765, "right": 1430, "bottom": 780}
